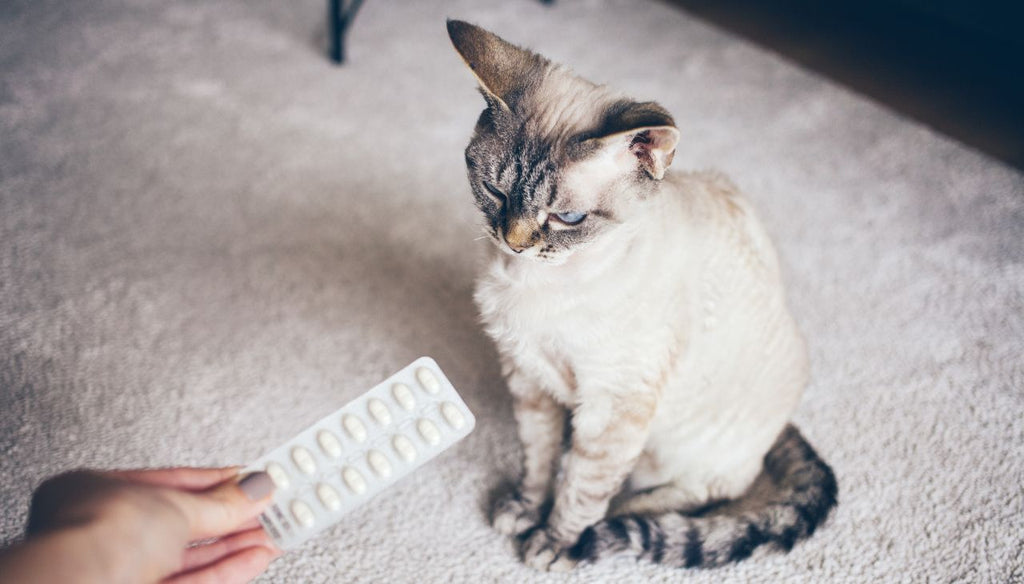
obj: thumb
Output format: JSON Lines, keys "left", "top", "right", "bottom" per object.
{"left": 169, "top": 472, "right": 275, "bottom": 541}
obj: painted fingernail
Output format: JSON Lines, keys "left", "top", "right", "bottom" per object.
{"left": 238, "top": 472, "right": 274, "bottom": 501}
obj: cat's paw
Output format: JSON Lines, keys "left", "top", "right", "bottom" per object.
{"left": 491, "top": 491, "right": 542, "bottom": 536}
{"left": 521, "top": 527, "right": 579, "bottom": 572}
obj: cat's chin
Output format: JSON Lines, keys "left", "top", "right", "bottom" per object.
{"left": 533, "top": 254, "right": 570, "bottom": 266}
{"left": 491, "top": 242, "right": 572, "bottom": 266}
{"left": 516, "top": 253, "right": 572, "bottom": 267}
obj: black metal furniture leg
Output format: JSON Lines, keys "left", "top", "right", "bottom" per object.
{"left": 329, "top": 0, "right": 343, "bottom": 63}
{"left": 329, "top": 0, "right": 548, "bottom": 65}
{"left": 328, "top": 0, "right": 365, "bottom": 65}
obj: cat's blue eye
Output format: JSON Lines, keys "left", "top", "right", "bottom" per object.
{"left": 553, "top": 211, "right": 587, "bottom": 225}
{"left": 483, "top": 182, "right": 506, "bottom": 203}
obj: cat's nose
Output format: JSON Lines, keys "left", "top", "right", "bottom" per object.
{"left": 504, "top": 220, "right": 539, "bottom": 253}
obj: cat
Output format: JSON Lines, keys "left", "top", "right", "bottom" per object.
{"left": 447, "top": 20, "right": 837, "bottom": 572}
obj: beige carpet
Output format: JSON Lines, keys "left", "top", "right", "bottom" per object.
{"left": 1, "top": 0, "right": 1021, "bottom": 582}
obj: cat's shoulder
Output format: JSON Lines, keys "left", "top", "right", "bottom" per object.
{"left": 670, "top": 169, "right": 741, "bottom": 199}
{"left": 666, "top": 169, "right": 753, "bottom": 221}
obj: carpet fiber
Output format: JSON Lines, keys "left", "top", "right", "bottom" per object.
{"left": 1, "top": 1, "right": 1021, "bottom": 582}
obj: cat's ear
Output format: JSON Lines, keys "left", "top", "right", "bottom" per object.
{"left": 622, "top": 126, "right": 680, "bottom": 181}
{"left": 447, "top": 19, "right": 545, "bottom": 110}
{"left": 588, "top": 102, "right": 680, "bottom": 180}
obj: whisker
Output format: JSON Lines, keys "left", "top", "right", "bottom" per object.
{"left": 474, "top": 226, "right": 495, "bottom": 242}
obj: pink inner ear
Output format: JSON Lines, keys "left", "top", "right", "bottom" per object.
{"left": 625, "top": 128, "right": 677, "bottom": 179}
{"left": 629, "top": 131, "right": 657, "bottom": 172}
{"left": 629, "top": 130, "right": 654, "bottom": 150}
{"left": 597, "top": 126, "right": 678, "bottom": 180}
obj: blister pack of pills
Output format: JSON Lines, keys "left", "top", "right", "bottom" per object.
{"left": 244, "top": 357, "right": 476, "bottom": 550}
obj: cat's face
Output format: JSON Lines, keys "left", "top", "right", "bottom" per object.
{"left": 449, "top": 20, "right": 680, "bottom": 265}
{"left": 464, "top": 107, "right": 619, "bottom": 265}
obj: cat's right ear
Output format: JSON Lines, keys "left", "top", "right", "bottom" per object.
{"left": 586, "top": 102, "right": 680, "bottom": 181}
{"left": 447, "top": 20, "right": 544, "bottom": 111}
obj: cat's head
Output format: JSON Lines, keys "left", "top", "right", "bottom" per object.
{"left": 448, "top": 20, "right": 679, "bottom": 265}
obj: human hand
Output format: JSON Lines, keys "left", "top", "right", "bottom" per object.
{"left": 14, "top": 467, "right": 278, "bottom": 584}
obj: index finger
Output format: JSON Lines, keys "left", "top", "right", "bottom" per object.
{"left": 105, "top": 467, "right": 243, "bottom": 491}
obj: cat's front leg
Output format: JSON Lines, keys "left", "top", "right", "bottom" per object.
{"left": 522, "top": 390, "right": 657, "bottom": 572}
{"left": 492, "top": 371, "right": 566, "bottom": 536}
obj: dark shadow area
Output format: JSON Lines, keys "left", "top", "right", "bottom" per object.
{"left": 667, "top": 0, "right": 1024, "bottom": 170}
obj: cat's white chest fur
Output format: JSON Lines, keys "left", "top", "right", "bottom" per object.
{"left": 475, "top": 172, "right": 809, "bottom": 501}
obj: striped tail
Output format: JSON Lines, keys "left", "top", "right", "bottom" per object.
{"left": 569, "top": 424, "right": 838, "bottom": 568}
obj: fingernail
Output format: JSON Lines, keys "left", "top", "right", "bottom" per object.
{"left": 238, "top": 472, "right": 274, "bottom": 501}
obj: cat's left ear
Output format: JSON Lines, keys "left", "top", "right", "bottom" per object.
{"left": 588, "top": 103, "right": 680, "bottom": 180}
{"left": 447, "top": 19, "right": 545, "bottom": 111}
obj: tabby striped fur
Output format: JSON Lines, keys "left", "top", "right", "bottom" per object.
{"left": 571, "top": 425, "right": 838, "bottom": 567}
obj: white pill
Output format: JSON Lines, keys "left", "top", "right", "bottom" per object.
{"left": 316, "top": 482, "right": 342, "bottom": 511}
{"left": 367, "top": 398, "right": 392, "bottom": 426}
{"left": 392, "top": 383, "right": 416, "bottom": 411}
{"left": 440, "top": 402, "right": 466, "bottom": 429}
{"left": 416, "top": 367, "right": 441, "bottom": 394}
{"left": 342, "top": 414, "right": 367, "bottom": 443}
{"left": 317, "top": 430, "right": 343, "bottom": 458}
{"left": 265, "top": 462, "right": 290, "bottom": 490}
{"left": 392, "top": 434, "right": 417, "bottom": 462}
{"left": 417, "top": 418, "right": 441, "bottom": 445}
{"left": 367, "top": 449, "right": 392, "bottom": 478}
{"left": 342, "top": 467, "right": 367, "bottom": 495}
{"left": 290, "top": 499, "right": 315, "bottom": 528}
{"left": 291, "top": 446, "right": 317, "bottom": 476}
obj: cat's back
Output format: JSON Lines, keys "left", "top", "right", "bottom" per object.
{"left": 656, "top": 168, "right": 807, "bottom": 396}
